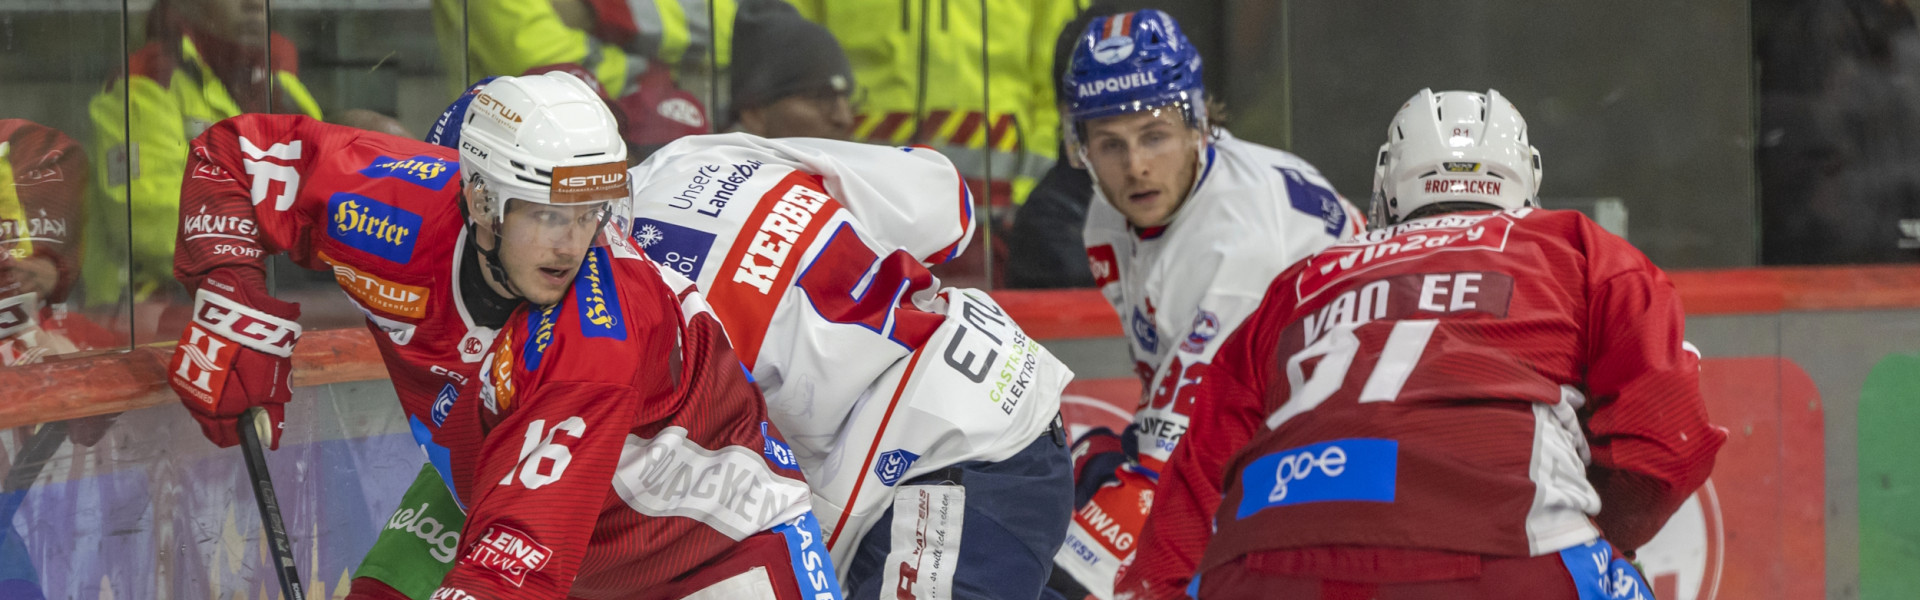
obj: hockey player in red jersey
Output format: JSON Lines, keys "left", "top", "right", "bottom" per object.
{"left": 430, "top": 233, "right": 838, "bottom": 599}
{"left": 1053, "top": 11, "right": 1365, "bottom": 599}
{"left": 0, "top": 119, "right": 116, "bottom": 366}
{"left": 159, "top": 72, "right": 632, "bottom": 599}
{"left": 1119, "top": 89, "right": 1728, "bottom": 600}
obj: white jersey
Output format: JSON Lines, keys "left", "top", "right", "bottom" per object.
{"left": 623, "top": 133, "right": 1072, "bottom": 571}
{"left": 1082, "top": 130, "right": 1364, "bottom": 473}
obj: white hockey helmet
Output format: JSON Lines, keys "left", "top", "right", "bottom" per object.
{"left": 1370, "top": 89, "right": 1541, "bottom": 226}
{"left": 455, "top": 71, "right": 629, "bottom": 230}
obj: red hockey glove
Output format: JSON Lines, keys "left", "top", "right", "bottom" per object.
{"left": 1070, "top": 427, "right": 1129, "bottom": 508}
{"left": 168, "top": 269, "right": 302, "bottom": 450}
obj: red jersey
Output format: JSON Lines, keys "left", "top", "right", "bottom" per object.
{"left": 0, "top": 119, "right": 112, "bottom": 365}
{"left": 177, "top": 115, "right": 502, "bottom": 477}
{"left": 1121, "top": 208, "right": 1726, "bottom": 599}
{"left": 0, "top": 119, "right": 87, "bottom": 304}
{"left": 436, "top": 244, "right": 822, "bottom": 598}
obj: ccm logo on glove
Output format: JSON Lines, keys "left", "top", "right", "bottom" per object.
{"left": 193, "top": 288, "right": 301, "bottom": 357}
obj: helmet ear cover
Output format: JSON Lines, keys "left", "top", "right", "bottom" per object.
{"left": 1369, "top": 88, "right": 1542, "bottom": 227}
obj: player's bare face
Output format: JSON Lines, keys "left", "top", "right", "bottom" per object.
{"left": 495, "top": 200, "right": 611, "bottom": 305}
{"left": 1084, "top": 108, "right": 1203, "bottom": 228}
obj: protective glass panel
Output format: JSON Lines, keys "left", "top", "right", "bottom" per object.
{"left": 267, "top": 1, "right": 451, "bottom": 331}
{"left": 0, "top": 2, "right": 132, "bottom": 366}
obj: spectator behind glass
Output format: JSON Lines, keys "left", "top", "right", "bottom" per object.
{"left": 786, "top": 0, "right": 1077, "bottom": 209}
{"left": 1007, "top": 1, "right": 1123, "bottom": 289}
{"left": 77, "top": 0, "right": 404, "bottom": 337}
{"left": 434, "top": 0, "right": 714, "bottom": 160}
{"left": 789, "top": 0, "right": 1080, "bottom": 289}
{"left": 1757, "top": 0, "right": 1920, "bottom": 263}
{"left": 726, "top": 0, "right": 856, "bottom": 140}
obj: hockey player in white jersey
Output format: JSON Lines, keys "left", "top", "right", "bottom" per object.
{"left": 1049, "top": 9, "right": 1366, "bottom": 600}
{"left": 622, "top": 133, "right": 1076, "bottom": 600}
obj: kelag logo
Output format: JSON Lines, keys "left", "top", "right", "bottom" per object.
{"left": 329, "top": 193, "right": 421, "bottom": 264}
{"left": 360, "top": 155, "right": 457, "bottom": 190}
{"left": 631, "top": 218, "right": 716, "bottom": 279}
{"left": 574, "top": 247, "right": 626, "bottom": 340}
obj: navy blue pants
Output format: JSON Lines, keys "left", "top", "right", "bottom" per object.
{"left": 842, "top": 431, "right": 1074, "bottom": 599}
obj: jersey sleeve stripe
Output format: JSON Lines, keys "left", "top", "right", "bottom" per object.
{"left": 930, "top": 167, "right": 974, "bottom": 265}
{"left": 825, "top": 340, "right": 932, "bottom": 551}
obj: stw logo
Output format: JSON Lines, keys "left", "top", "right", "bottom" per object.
{"left": 172, "top": 325, "right": 232, "bottom": 404}
{"left": 559, "top": 172, "right": 625, "bottom": 189}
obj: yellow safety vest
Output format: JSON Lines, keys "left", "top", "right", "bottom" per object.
{"left": 81, "top": 37, "right": 322, "bottom": 306}
{"left": 0, "top": 141, "right": 25, "bottom": 262}
{"left": 787, "top": 0, "right": 1082, "bottom": 205}
{"left": 437, "top": 0, "right": 736, "bottom": 99}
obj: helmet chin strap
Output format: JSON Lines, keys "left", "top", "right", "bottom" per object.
{"left": 470, "top": 220, "right": 528, "bottom": 301}
{"left": 460, "top": 182, "right": 528, "bottom": 302}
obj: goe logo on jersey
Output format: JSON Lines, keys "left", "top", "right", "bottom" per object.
{"left": 328, "top": 193, "right": 421, "bottom": 264}
{"left": 1236, "top": 438, "right": 1398, "bottom": 519}
{"left": 359, "top": 155, "right": 457, "bottom": 190}
{"left": 574, "top": 247, "right": 625, "bottom": 340}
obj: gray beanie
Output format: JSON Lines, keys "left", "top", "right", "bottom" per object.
{"left": 729, "top": 0, "right": 854, "bottom": 119}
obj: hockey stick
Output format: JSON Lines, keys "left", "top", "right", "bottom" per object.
{"left": 0, "top": 420, "right": 70, "bottom": 529}
{"left": 238, "top": 407, "right": 305, "bottom": 600}
{"left": 0, "top": 420, "right": 68, "bottom": 597}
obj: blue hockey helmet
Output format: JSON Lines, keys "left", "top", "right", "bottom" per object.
{"left": 424, "top": 76, "right": 500, "bottom": 150}
{"left": 1061, "top": 9, "right": 1207, "bottom": 144}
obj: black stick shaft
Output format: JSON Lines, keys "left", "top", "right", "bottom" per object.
{"left": 239, "top": 407, "right": 305, "bottom": 600}
{"left": 0, "top": 421, "right": 70, "bottom": 532}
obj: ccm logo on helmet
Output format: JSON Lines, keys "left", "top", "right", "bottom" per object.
{"left": 1077, "top": 72, "right": 1160, "bottom": 97}
{"left": 461, "top": 141, "right": 489, "bottom": 161}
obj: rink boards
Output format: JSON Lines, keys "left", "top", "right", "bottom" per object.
{"left": 0, "top": 266, "right": 1916, "bottom": 599}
